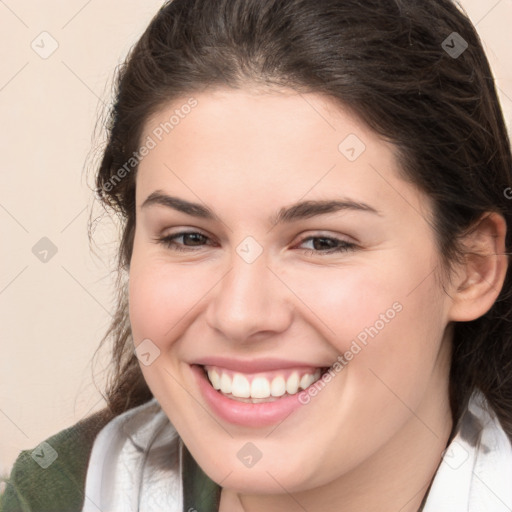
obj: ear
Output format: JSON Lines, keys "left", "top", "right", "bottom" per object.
{"left": 448, "top": 212, "right": 508, "bottom": 322}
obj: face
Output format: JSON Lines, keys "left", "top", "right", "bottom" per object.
{"left": 128, "top": 87, "right": 454, "bottom": 494}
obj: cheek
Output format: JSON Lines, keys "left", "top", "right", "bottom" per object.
{"left": 128, "top": 254, "right": 216, "bottom": 346}
{"left": 277, "top": 258, "right": 407, "bottom": 350}
{"left": 279, "top": 250, "right": 446, "bottom": 382}
{"left": 332, "top": 264, "right": 448, "bottom": 417}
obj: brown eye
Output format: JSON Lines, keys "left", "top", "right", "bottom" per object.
{"left": 299, "top": 236, "right": 357, "bottom": 255}
{"left": 157, "top": 231, "right": 212, "bottom": 251}
{"left": 180, "top": 233, "right": 208, "bottom": 246}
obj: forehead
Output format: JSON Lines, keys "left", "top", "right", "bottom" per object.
{"left": 136, "top": 87, "right": 430, "bottom": 222}
{"left": 142, "top": 87, "right": 369, "bottom": 165}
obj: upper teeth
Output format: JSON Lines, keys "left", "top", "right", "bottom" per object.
{"left": 206, "top": 367, "right": 323, "bottom": 399}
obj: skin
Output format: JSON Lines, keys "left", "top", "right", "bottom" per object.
{"left": 127, "top": 87, "right": 507, "bottom": 512}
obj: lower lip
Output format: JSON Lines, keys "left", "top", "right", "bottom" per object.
{"left": 191, "top": 364, "right": 308, "bottom": 427}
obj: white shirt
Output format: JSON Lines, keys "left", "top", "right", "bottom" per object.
{"left": 423, "top": 392, "right": 512, "bottom": 511}
{"left": 81, "top": 391, "right": 512, "bottom": 512}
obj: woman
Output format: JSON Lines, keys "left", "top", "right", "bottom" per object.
{"left": 2, "top": 0, "right": 511, "bottom": 510}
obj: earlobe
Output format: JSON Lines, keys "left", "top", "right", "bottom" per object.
{"left": 448, "top": 212, "right": 509, "bottom": 322}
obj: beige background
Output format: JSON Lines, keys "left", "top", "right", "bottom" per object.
{"left": 0, "top": 0, "right": 511, "bottom": 477}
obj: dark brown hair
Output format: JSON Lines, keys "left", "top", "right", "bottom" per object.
{"left": 91, "top": 0, "right": 512, "bottom": 438}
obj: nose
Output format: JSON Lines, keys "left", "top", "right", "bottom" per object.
{"left": 205, "top": 249, "right": 293, "bottom": 343}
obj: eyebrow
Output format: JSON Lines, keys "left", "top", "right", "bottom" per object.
{"left": 141, "top": 190, "right": 382, "bottom": 225}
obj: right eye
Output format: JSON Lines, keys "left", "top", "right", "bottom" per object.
{"left": 156, "top": 231, "right": 214, "bottom": 252}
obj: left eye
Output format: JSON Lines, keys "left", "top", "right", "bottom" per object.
{"left": 298, "top": 236, "right": 357, "bottom": 255}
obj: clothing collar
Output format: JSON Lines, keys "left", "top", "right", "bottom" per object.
{"left": 423, "top": 390, "right": 512, "bottom": 511}
{"left": 82, "top": 392, "right": 511, "bottom": 512}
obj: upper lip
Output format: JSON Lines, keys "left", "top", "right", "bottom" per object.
{"left": 192, "top": 356, "right": 330, "bottom": 373}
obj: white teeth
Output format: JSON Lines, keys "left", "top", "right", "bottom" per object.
{"left": 251, "top": 377, "right": 271, "bottom": 399}
{"left": 286, "top": 372, "right": 300, "bottom": 395}
{"left": 220, "top": 373, "right": 232, "bottom": 394}
{"left": 299, "top": 373, "right": 315, "bottom": 390}
{"left": 209, "top": 369, "right": 221, "bottom": 390}
{"left": 231, "top": 373, "right": 251, "bottom": 398}
{"left": 270, "top": 376, "right": 286, "bottom": 397}
{"left": 206, "top": 367, "right": 324, "bottom": 400}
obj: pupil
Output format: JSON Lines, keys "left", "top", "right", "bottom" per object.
{"left": 185, "top": 233, "right": 204, "bottom": 245}
{"left": 313, "top": 238, "right": 335, "bottom": 250}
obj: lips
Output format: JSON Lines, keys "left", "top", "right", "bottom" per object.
{"left": 192, "top": 356, "right": 328, "bottom": 373}
{"left": 190, "top": 357, "right": 331, "bottom": 426}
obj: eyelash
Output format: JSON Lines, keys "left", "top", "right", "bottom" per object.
{"left": 155, "top": 231, "right": 357, "bottom": 256}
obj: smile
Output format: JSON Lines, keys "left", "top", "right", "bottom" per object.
{"left": 191, "top": 358, "right": 332, "bottom": 426}
{"left": 204, "top": 365, "right": 325, "bottom": 403}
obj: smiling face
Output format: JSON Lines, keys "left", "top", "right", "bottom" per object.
{"left": 128, "top": 87, "right": 455, "bottom": 502}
